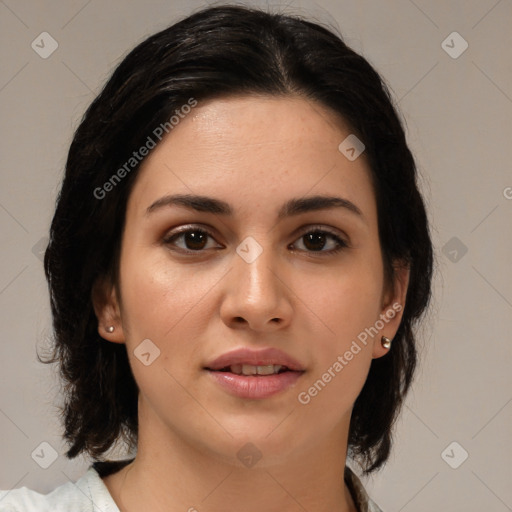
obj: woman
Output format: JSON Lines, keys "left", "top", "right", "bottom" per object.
{"left": 0, "top": 4, "right": 433, "bottom": 511}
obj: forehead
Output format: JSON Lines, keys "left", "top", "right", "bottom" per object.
{"left": 175, "top": 95, "right": 355, "bottom": 153}
{"left": 126, "top": 95, "right": 376, "bottom": 223}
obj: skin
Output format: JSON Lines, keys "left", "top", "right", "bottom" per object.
{"left": 93, "top": 95, "right": 409, "bottom": 512}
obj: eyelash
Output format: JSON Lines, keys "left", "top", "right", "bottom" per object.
{"left": 162, "top": 225, "right": 349, "bottom": 256}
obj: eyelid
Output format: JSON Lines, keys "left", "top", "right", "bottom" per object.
{"left": 162, "top": 223, "right": 350, "bottom": 253}
{"left": 294, "top": 224, "right": 350, "bottom": 245}
{"left": 162, "top": 224, "right": 222, "bottom": 247}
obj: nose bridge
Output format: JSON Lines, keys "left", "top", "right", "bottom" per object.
{"left": 234, "top": 234, "right": 279, "bottom": 301}
{"left": 221, "top": 233, "right": 292, "bottom": 329}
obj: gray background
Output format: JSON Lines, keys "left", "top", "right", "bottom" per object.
{"left": 1, "top": 1, "right": 511, "bottom": 510}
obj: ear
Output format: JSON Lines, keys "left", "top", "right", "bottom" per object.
{"left": 91, "top": 275, "right": 125, "bottom": 344}
{"left": 372, "top": 260, "right": 410, "bottom": 359}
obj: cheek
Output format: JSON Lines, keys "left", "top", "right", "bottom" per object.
{"left": 300, "top": 260, "right": 383, "bottom": 346}
{"left": 118, "top": 256, "right": 205, "bottom": 404}
{"left": 120, "top": 250, "right": 205, "bottom": 333}
{"left": 293, "top": 258, "right": 382, "bottom": 407}
{"left": 118, "top": 251, "right": 223, "bottom": 378}
{"left": 295, "top": 275, "right": 379, "bottom": 418}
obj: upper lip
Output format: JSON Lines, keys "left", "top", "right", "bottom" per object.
{"left": 205, "top": 348, "right": 305, "bottom": 372}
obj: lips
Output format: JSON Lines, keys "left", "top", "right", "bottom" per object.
{"left": 205, "top": 347, "right": 305, "bottom": 372}
{"left": 204, "top": 347, "right": 306, "bottom": 399}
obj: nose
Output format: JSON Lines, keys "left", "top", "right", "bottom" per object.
{"left": 220, "top": 241, "right": 293, "bottom": 332}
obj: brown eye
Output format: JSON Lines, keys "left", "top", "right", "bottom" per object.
{"left": 163, "top": 226, "right": 348, "bottom": 256}
{"left": 164, "top": 228, "right": 218, "bottom": 252}
{"left": 291, "top": 229, "right": 348, "bottom": 254}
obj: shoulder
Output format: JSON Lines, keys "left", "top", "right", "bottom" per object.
{"left": 344, "top": 466, "right": 384, "bottom": 512}
{"left": 0, "top": 467, "right": 120, "bottom": 512}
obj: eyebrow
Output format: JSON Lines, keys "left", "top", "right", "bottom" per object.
{"left": 145, "top": 193, "right": 365, "bottom": 222}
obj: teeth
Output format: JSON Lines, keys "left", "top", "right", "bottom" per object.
{"left": 229, "top": 364, "right": 283, "bottom": 375}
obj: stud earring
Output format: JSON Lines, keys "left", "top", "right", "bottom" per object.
{"left": 381, "top": 336, "right": 392, "bottom": 349}
{"left": 106, "top": 326, "right": 115, "bottom": 333}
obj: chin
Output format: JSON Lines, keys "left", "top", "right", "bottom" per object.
{"left": 203, "top": 419, "right": 311, "bottom": 468}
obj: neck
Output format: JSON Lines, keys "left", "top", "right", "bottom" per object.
{"left": 103, "top": 400, "right": 358, "bottom": 512}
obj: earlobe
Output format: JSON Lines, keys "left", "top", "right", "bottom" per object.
{"left": 100, "top": 324, "right": 125, "bottom": 344}
{"left": 91, "top": 276, "right": 125, "bottom": 344}
{"left": 372, "top": 261, "right": 410, "bottom": 359}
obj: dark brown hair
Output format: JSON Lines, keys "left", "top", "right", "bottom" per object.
{"left": 41, "top": 4, "right": 434, "bottom": 474}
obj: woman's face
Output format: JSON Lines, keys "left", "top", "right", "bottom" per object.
{"left": 95, "top": 95, "right": 408, "bottom": 466}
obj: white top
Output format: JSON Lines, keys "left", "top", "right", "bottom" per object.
{"left": 0, "top": 467, "right": 120, "bottom": 512}
{"left": 0, "top": 465, "right": 382, "bottom": 511}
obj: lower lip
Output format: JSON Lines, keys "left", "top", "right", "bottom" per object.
{"left": 206, "top": 370, "right": 304, "bottom": 399}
